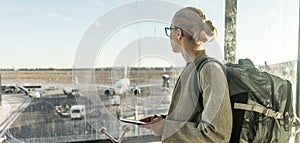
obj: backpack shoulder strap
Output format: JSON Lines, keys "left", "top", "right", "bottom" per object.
{"left": 195, "top": 57, "right": 225, "bottom": 94}
{"left": 195, "top": 57, "right": 225, "bottom": 76}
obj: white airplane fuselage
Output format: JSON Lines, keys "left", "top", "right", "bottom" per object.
{"left": 101, "top": 66, "right": 167, "bottom": 96}
{"left": 113, "top": 78, "right": 130, "bottom": 95}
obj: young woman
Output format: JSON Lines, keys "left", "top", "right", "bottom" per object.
{"left": 139, "top": 7, "right": 232, "bottom": 143}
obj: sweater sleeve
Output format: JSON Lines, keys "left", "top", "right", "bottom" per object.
{"left": 162, "top": 62, "right": 232, "bottom": 143}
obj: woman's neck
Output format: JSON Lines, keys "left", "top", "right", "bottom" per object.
{"left": 181, "top": 43, "right": 203, "bottom": 63}
{"left": 181, "top": 51, "right": 194, "bottom": 63}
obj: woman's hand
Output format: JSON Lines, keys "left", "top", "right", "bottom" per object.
{"left": 138, "top": 116, "right": 165, "bottom": 136}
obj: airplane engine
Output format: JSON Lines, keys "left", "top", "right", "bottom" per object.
{"left": 104, "top": 88, "right": 114, "bottom": 96}
{"left": 132, "top": 87, "right": 142, "bottom": 96}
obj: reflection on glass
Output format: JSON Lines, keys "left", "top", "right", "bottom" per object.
{"left": 0, "top": 0, "right": 298, "bottom": 143}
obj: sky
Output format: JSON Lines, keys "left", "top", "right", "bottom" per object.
{"left": 0, "top": 0, "right": 298, "bottom": 69}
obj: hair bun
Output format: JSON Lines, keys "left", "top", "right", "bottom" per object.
{"left": 204, "top": 20, "right": 217, "bottom": 37}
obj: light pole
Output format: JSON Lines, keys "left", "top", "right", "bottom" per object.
{"left": 224, "top": 0, "right": 237, "bottom": 64}
{"left": 295, "top": 0, "right": 300, "bottom": 142}
{"left": 0, "top": 75, "right": 2, "bottom": 107}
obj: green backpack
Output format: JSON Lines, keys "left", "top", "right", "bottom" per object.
{"left": 196, "top": 58, "right": 294, "bottom": 143}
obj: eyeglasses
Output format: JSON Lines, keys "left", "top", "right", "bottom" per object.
{"left": 165, "top": 26, "right": 185, "bottom": 37}
{"left": 165, "top": 27, "right": 177, "bottom": 37}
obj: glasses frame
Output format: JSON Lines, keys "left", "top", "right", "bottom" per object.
{"left": 165, "top": 27, "right": 185, "bottom": 37}
{"left": 165, "top": 27, "right": 177, "bottom": 37}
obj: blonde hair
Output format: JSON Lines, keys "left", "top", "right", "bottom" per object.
{"left": 172, "top": 7, "right": 217, "bottom": 45}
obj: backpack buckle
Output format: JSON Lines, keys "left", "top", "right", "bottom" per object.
{"left": 264, "top": 109, "right": 281, "bottom": 119}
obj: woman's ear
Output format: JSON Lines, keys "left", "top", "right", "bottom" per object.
{"left": 176, "top": 28, "right": 183, "bottom": 40}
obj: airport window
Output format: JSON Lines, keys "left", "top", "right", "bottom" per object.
{"left": 237, "top": 0, "right": 298, "bottom": 111}
{"left": 0, "top": 0, "right": 299, "bottom": 143}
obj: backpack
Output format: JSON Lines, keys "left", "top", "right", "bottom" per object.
{"left": 196, "top": 58, "right": 294, "bottom": 143}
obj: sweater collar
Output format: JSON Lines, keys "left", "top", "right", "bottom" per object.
{"left": 186, "top": 52, "right": 208, "bottom": 66}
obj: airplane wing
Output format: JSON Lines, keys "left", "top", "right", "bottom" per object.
{"left": 130, "top": 83, "right": 163, "bottom": 96}
{"left": 131, "top": 74, "right": 169, "bottom": 88}
{"left": 94, "top": 84, "right": 112, "bottom": 89}
{"left": 75, "top": 82, "right": 112, "bottom": 89}
{"left": 134, "top": 83, "right": 162, "bottom": 88}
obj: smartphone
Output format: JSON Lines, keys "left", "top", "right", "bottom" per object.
{"left": 119, "top": 118, "right": 147, "bottom": 125}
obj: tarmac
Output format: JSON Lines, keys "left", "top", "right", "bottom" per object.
{"left": 0, "top": 93, "right": 164, "bottom": 143}
{"left": 0, "top": 94, "right": 28, "bottom": 142}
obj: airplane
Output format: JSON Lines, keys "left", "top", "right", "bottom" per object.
{"left": 79, "top": 66, "right": 170, "bottom": 97}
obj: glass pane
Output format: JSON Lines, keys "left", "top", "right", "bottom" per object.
{"left": 0, "top": 0, "right": 225, "bottom": 142}
{"left": 237, "top": 1, "right": 298, "bottom": 143}
{"left": 2, "top": 0, "right": 299, "bottom": 142}
{"left": 237, "top": 0, "right": 298, "bottom": 108}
